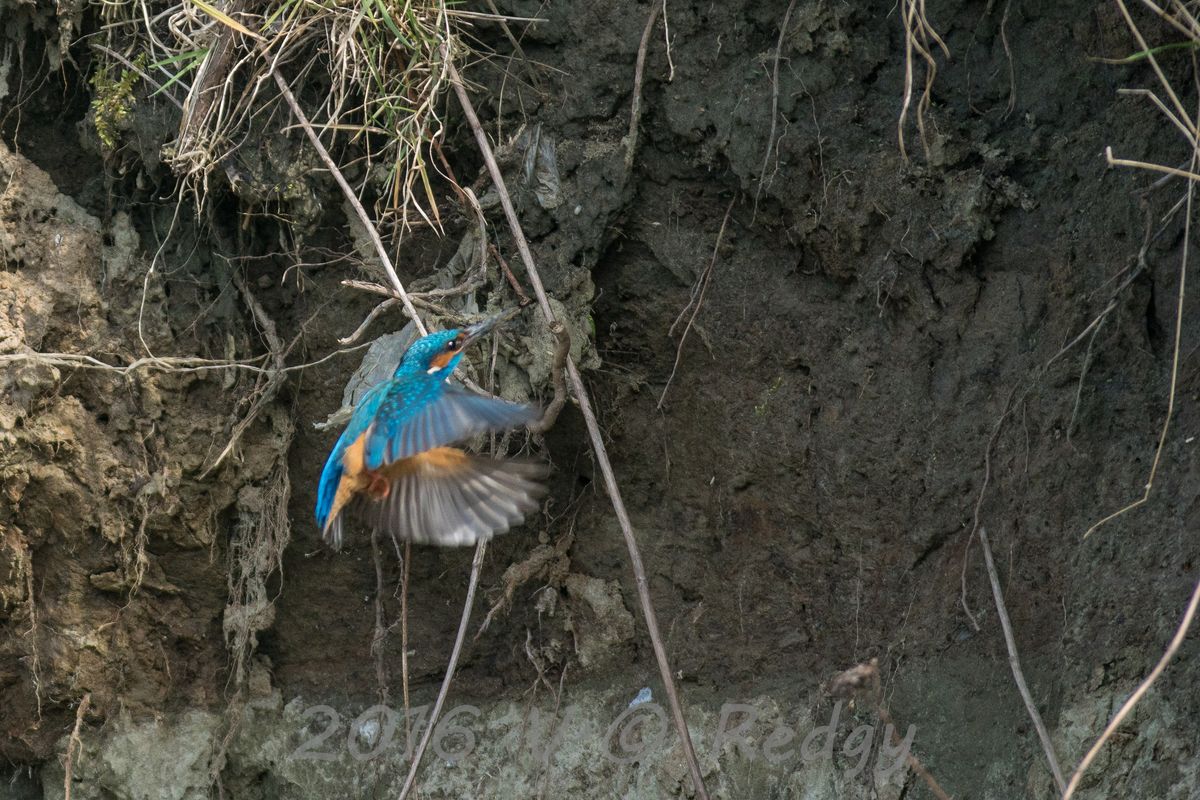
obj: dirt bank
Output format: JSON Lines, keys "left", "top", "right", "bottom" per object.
{"left": 2, "top": 1, "right": 1198, "bottom": 798}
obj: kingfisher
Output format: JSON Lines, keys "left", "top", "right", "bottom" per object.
{"left": 315, "top": 313, "right": 547, "bottom": 548}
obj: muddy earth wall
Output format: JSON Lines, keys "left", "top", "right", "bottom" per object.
{"left": 1, "top": 1, "right": 1199, "bottom": 798}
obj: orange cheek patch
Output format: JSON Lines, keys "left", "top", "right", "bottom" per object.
{"left": 428, "top": 349, "right": 456, "bottom": 371}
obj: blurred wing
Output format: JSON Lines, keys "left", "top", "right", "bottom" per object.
{"left": 324, "top": 512, "right": 345, "bottom": 550}
{"left": 354, "top": 447, "right": 548, "bottom": 546}
{"left": 365, "top": 385, "right": 540, "bottom": 470}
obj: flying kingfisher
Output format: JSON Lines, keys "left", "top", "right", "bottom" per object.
{"left": 315, "top": 313, "right": 547, "bottom": 548}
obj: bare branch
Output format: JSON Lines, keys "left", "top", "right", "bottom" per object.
{"left": 625, "top": 5, "right": 662, "bottom": 173}
{"left": 271, "top": 71, "right": 428, "bottom": 336}
{"left": 396, "top": 541, "right": 488, "bottom": 800}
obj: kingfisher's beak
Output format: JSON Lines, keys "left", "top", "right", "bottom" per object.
{"left": 463, "top": 308, "right": 522, "bottom": 345}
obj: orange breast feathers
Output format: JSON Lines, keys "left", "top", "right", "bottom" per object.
{"left": 322, "top": 432, "right": 472, "bottom": 537}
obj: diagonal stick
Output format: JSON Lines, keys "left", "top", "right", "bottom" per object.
{"left": 1061, "top": 575, "right": 1200, "bottom": 800}
{"left": 446, "top": 55, "right": 712, "bottom": 800}
{"left": 273, "top": 69, "right": 494, "bottom": 800}
{"left": 397, "top": 541, "right": 488, "bottom": 800}
{"left": 978, "top": 528, "right": 1065, "bottom": 792}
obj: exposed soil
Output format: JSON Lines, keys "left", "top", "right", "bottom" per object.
{"left": 2, "top": 1, "right": 1199, "bottom": 798}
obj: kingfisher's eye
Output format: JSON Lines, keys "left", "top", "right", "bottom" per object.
{"left": 445, "top": 340, "right": 458, "bottom": 351}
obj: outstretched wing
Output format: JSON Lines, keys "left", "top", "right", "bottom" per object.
{"left": 364, "top": 384, "right": 540, "bottom": 471}
{"left": 354, "top": 447, "right": 549, "bottom": 546}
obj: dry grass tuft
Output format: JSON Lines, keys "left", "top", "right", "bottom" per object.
{"left": 91, "top": 0, "right": 516, "bottom": 228}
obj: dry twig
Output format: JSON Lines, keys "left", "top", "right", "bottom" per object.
{"left": 490, "top": 243, "right": 531, "bottom": 304}
{"left": 625, "top": 5, "right": 662, "bottom": 173}
{"left": 527, "top": 322, "right": 570, "bottom": 434}
{"left": 1106, "top": 149, "right": 1200, "bottom": 183}
{"left": 400, "top": 540, "right": 413, "bottom": 750}
{"left": 1061, "top": 575, "right": 1200, "bottom": 800}
{"left": 659, "top": 197, "right": 736, "bottom": 409}
{"left": 397, "top": 541, "right": 488, "bottom": 800}
{"left": 660, "top": 0, "right": 675, "bottom": 80}
{"left": 754, "top": 0, "right": 798, "bottom": 217}
{"left": 338, "top": 298, "right": 399, "bottom": 346}
{"left": 370, "top": 527, "right": 390, "bottom": 706}
{"left": 483, "top": 0, "right": 544, "bottom": 92}
{"left": 1061, "top": 24, "right": 1200, "bottom": 788}
{"left": 1085, "top": 4, "right": 1195, "bottom": 536}
{"left": 272, "top": 72, "right": 428, "bottom": 337}
{"left": 978, "top": 528, "right": 1066, "bottom": 792}
{"left": 999, "top": 0, "right": 1016, "bottom": 118}
{"left": 960, "top": 384, "right": 1018, "bottom": 631}
{"left": 272, "top": 58, "right": 530, "bottom": 796}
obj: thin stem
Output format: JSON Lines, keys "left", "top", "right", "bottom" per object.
{"left": 396, "top": 541, "right": 488, "bottom": 800}
{"left": 1061, "top": 575, "right": 1200, "bottom": 799}
{"left": 978, "top": 528, "right": 1066, "bottom": 792}
{"left": 447, "top": 54, "right": 711, "bottom": 800}
{"left": 625, "top": 5, "right": 662, "bottom": 173}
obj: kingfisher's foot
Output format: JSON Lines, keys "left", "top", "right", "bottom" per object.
{"left": 366, "top": 472, "right": 391, "bottom": 500}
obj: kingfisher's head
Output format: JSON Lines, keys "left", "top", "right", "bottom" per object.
{"left": 394, "top": 312, "right": 511, "bottom": 379}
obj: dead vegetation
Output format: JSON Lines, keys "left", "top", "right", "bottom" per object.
{"left": 223, "top": 438, "right": 292, "bottom": 691}
{"left": 1058, "top": 1, "right": 1200, "bottom": 793}
{"left": 897, "top": 0, "right": 949, "bottom": 160}
{"left": 829, "top": 659, "right": 952, "bottom": 800}
{"left": 92, "top": 3, "right": 674, "bottom": 795}
{"left": 94, "top": 0, "right": 475, "bottom": 227}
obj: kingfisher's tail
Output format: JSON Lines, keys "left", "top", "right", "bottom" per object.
{"left": 315, "top": 445, "right": 347, "bottom": 549}
{"left": 355, "top": 447, "right": 548, "bottom": 546}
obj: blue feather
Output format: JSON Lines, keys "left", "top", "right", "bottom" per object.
{"left": 392, "top": 330, "right": 462, "bottom": 377}
{"left": 364, "top": 380, "right": 537, "bottom": 470}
